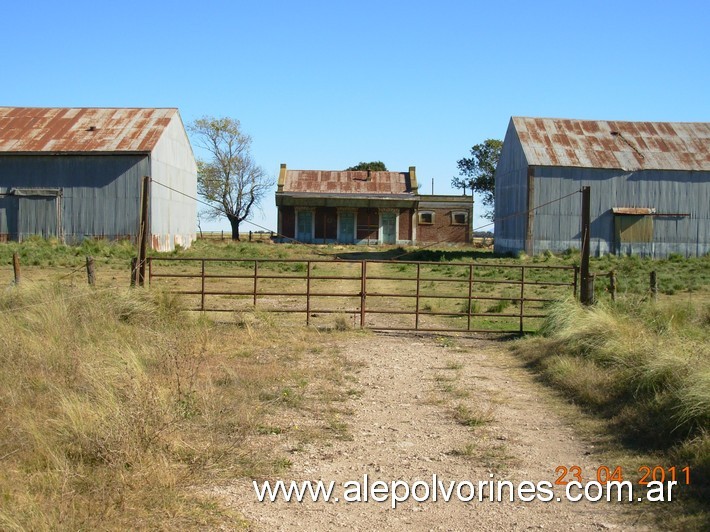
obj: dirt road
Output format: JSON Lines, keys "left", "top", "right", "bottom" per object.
{"left": 214, "top": 333, "right": 648, "bottom": 531}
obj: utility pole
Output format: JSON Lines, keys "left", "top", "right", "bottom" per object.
{"left": 580, "top": 186, "right": 593, "bottom": 305}
{"left": 134, "top": 176, "right": 150, "bottom": 286}
{"left": 470, "top": 192, "right": 475, "bottom": 244}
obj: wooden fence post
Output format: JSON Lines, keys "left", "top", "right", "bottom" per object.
{"left": 650, "top": 271, "right": 658, "bottom": 302}
{"left": 249, "top": 231, "right": 253, "bottom": 242}
{"left": 580, "top": 186, "right": 592, "bottom": 305}
{"left": 13, "top": 252, "right": 21, "bottom": 285}
{"left": 573, "top": 265, "right": 579, "bottom": 299}
{"left": 130, "top": 258, "right": 137, "bottom": 287}
{"left": 608, "top": 270, "right": 616, "bottom": 301}
{"left": 86, "top": 256, "right": 95, "bottom": 286}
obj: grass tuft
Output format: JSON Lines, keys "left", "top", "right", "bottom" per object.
{"left": 0, "top": 283, "right": 351, "bottom": 529}
{"left": 514, "top": 297, "right": 710, "bottom": 510}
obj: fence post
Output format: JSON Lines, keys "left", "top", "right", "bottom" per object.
{"left": 306, "top": 261, "right": 311, "bottom": 326}
{"left": 200, "top": 259, "right": 206, "bottom": 311}
{"left": 580, "top": 186, "right": 592, "bottom": 305}
{"left": 360, "top": 260, "right": 367, "bottom": 328}
{"left": 249, "top": 231, "right": 252, "bottom": 242}
{"left": 584, "top": 273, "right": 596, "bottom": 305}
{"left": 253, "top": 260, "right": 258, "bottom": 306}
{"left": 608, "top": 270, "right": 616, "bottom": 301}
{"left": 650, "top": 271, "right": 658, "bottom": 302}
{"left": 130, "top": 257, "right": 137, "bottom": 287}
{"left": 519, "top": 266, "right": 525, "bottom": 334}
{"left": 12, "top": 252, "right": 21, "bottom": 285}
{"left": 86, "top": 256, "right": 95, "bottom": 286}
{"left": 415, "top": 262, "right": 421, "bottom": 330}
{"left": 573, "top": 265, "right": 579, "bottom": 299}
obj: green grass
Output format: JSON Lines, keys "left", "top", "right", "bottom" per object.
{"left": 3, "top": 239, "right": 709, "bottom": 335}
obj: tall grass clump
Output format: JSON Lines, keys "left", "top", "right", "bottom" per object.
{"left": 0, "top": 283, "right": 349, "bottom": 530}
{"left": 514, "top": 297, "right": 710, "bottom": 505}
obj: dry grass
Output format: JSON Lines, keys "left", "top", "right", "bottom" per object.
{"left": 513, "top": 297, "right": 710, "bottom": 526}
{"left": 0, "top": 283, "right": 354, "bottom": 530}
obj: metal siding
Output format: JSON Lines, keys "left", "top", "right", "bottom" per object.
{"left": 0, "top": 195, "right": 17, "bottom": 239}
{"left": 18, "top": 196, "right": 58, "bottom": 239}
{"left": 531, "top": 166, "right": 710, "bottom": 257}
{"left": 494, "top": 119, "right": 529, "bottom": 254}
{"left": 0, "top": 154, "right": 147, "bottom": 242}
{"left": 149, "top": 112, "right": 197, "bottom": 251}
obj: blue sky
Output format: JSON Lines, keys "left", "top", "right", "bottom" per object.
{"left": 3, "top": 0, "right": 708, "bottom": 232}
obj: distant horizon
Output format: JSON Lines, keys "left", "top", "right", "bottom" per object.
{"left": 2, "top": 0, "right": 707, "bottom": 235}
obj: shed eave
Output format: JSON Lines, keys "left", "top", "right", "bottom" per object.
{"left": 0, "top": 150, "right": 153, "bottom": 156}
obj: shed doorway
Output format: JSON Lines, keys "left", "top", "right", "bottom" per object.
{"left": 1, "top": 189, "right": 61, "bottom": 241}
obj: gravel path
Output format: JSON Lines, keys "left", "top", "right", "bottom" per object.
{"left": 213, "top": 333, "right": 648, "bottom": 531}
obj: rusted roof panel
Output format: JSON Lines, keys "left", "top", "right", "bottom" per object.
{"left": 0, "top": 107, "right": 177, "bottom": 153}
{"left": 283, "top": 169, "right": 414, "bottom": 195}
{"left": 512, "top": 117, "right": 710, "bottom": 171}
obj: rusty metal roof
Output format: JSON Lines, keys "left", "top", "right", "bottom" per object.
{"left": 0, "top": 107, "right": 177, "bottom": 153}
{"left": 512, "top": 117, "right": 710, "bottom": 171}
{"left": 282, "top": 169, "right": 415, "bottom": 195}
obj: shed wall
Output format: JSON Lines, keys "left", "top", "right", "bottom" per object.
{"left": 150, "top": 114, "right": 197, "bottom": 251}
{"left": 531, "top": 167, "right": 710, "bottom": 257}
{"left": 0, "top": 154, "right": 147, "bottom": 242}
{"left": 493, "top": 120, "right": 529, "bottom": 254}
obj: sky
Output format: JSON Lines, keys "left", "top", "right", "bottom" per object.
{"left": 2, "top": 0, "right": 709, "bottom": 232}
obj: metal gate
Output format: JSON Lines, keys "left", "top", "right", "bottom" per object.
{"left": 147, "top": 257, "right": 578, "bottom": 334}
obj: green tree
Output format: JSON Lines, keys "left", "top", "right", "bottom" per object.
{"left": 188, "top": 116, "right": 273, "bottom": 240}
{"left": 345, "top": 161, "right": 388, "bottom": 171}
{"left": 452, "top": 139, "right": 503, "bottom": 218}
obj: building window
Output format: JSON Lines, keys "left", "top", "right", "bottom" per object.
{"left": 418, "top": 211, "right": 434, "bottom": 225}
{"left": 452, "top": 211, "right": 468, "bottom": 225}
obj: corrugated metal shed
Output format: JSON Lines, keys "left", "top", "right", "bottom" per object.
{"left": 283, "top": 169, "right": 415, "bottom": 195}
{"left": 495, "top": 116, "right": 710, "bottom": 258}
{"left": 512, "top": 117, "right": 710, "bottom": 172}
{"left": 0, "top": 107, "right": 196, "bottom": 251}
{"left": 0, "top": 107, "right": 176, "bottom": 153}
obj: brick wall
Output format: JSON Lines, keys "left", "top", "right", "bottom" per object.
{"left": 416, "top": 207, "right": 469, "bottom": 243}
{"left": 399, "top": 208, "right": 412, "bottom": 240}
{"left": 280, "top": 206, "right": 295, "bottom": 238}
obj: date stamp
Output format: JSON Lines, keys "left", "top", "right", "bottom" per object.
{"left": 555, "top": 465, "right": 691, "bottom": 486}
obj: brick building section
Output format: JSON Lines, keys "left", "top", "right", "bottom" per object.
{"left": 416, "top": 208, "right": 469, "bottom": 243}
{"left": 280, "top": 207, "right": 295, "bottom": 238}
{"left": 275, "top": 165, "right": 472, "bottom": 245}
{"left": 399, "top": 208, "right": 413, "bottom": 241}
{"left": 416, "top": 196, "right": 472, "bottom": 244}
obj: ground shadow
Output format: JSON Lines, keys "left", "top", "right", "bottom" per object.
{"left": 334, "top": 247, "right": 502, "bottom": 262}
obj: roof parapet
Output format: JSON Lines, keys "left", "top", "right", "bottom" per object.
{"left": 277, "top": 163, "right": 286, "bottom": 192}
{"left": 409, "top": 166, "right": 418, "bottom": 193}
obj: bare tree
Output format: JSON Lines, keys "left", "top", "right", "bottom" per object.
{"left": 188, "top": 116, "right": 273, "bottom": 240}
